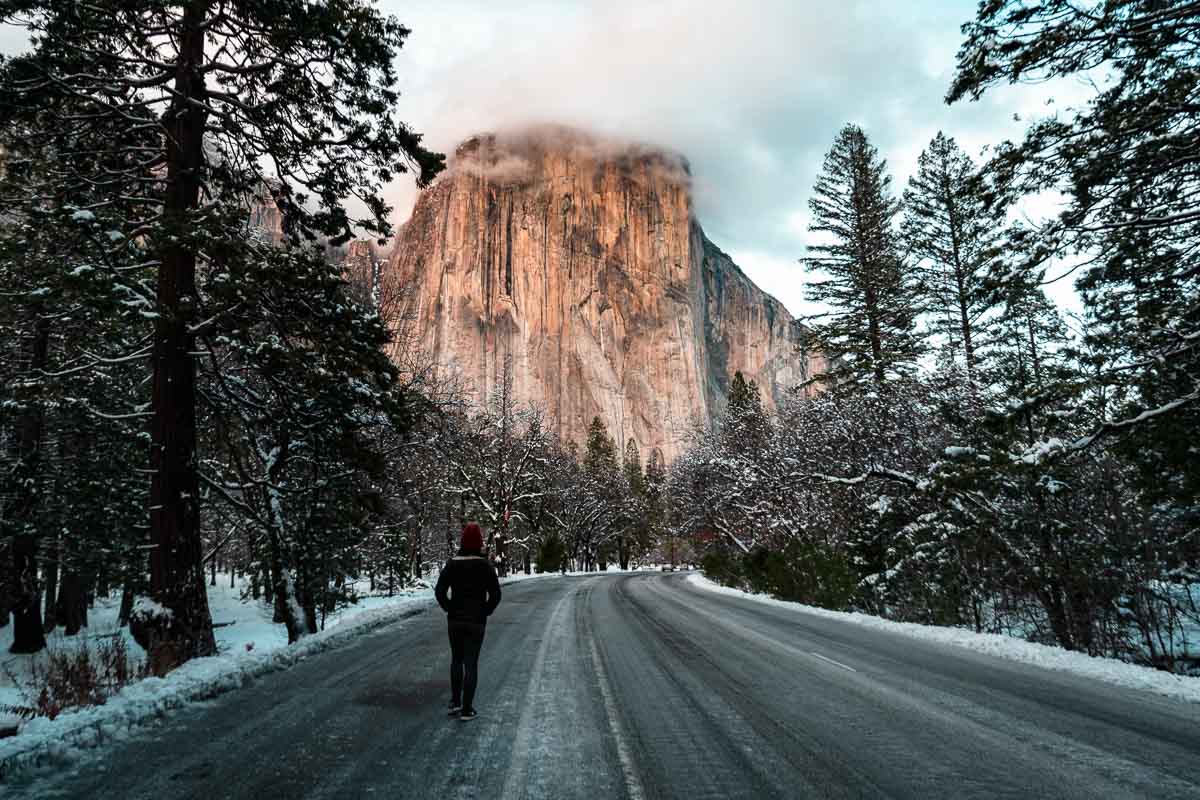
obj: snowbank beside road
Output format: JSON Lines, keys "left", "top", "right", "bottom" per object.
{"left": 0, "top": 566, "right": 662, "bottom": 778}
{"left": 688, "top": 573, "right": 1200, "bottom": 705}
{"left": 0, "top": 581, "right": 437, "bottom": 779}
{"left": 0, "top": 568, "right": 616, "bottom": 779}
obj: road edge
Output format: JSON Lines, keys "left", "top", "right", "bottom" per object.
{"left": 686, "top": 573, "right": 1200, "bottom": 705}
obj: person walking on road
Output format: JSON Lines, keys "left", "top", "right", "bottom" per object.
{"left": 435, "top": 522, "right": 502, "bottom": 721}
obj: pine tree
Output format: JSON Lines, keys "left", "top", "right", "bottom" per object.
{"left": 723, "top": 372, "right": 770, "bottom": 452}
{"left": 623, "top": 440, "right": 646, "bottom": 499}
{"left": 0, "top": 128, "right": 154, "bottom": 651}
{"left": 644, "top": 450, "right": 668, "bottom": 563}
{"left": 199, "top": 242, "right": 412, "bottom": 642}
{"left": 902, "top": 132, "right": 1001, "bottom": 379}
{"left": 985, "top": 278, "right": 1072, "bottom": 407}
{"left": 0, "top": 0, "right": 442, "bottom": 661}
{"left": 620, "top": 440, "right": 647, "bottom": 570}
{"left": 945, "top": 2, "right": 1200, "bottom": 651}
{"left": 948, "top": 0, "right": 1200, "bottom": 456}
{"left": 801, "top": 124, "right": 923, "bottom": 389}
{"left": 1078, "top": 231, "right": 1200, "bottom": 510}
{"left": 584, "top": 417, "right": 619, "bottom": 478}
{"left": 550, "top": 438, "right": 616, "bottom": 572}
{"left": 582, "top": 417, "right": 626, "bottom": 570}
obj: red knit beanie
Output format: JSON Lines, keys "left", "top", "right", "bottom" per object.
{"left": 461, "top": 522, "right": 484, "bottom": 552}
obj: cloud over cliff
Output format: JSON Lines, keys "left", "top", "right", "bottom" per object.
{"left": 445, "top": 125, "right": 692, "bottom": 190}
{"left": 373, "top": 1, "right": 1080, "bottom": 315}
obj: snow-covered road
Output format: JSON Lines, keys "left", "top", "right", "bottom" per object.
{"left": 25, "top": 573, "right": 1200, "bottom": 798}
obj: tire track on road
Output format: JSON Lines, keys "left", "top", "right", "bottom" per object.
{"left": 608, "top": 575, "right": 878, "bottom": 798}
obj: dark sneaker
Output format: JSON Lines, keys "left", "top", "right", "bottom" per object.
{"left": 459, "top": 708, "right": 478, "bottom": 721}
{"left": 448, "top": 701, "right": 462, "bottom": 716}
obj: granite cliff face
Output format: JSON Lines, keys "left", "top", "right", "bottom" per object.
{"left": 383, "top": 127, "right": 819, "bottom": 461}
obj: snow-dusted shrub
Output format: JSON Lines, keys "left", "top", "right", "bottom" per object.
{"left": 673, "top": 366, "right": 1199, "bottom": 672}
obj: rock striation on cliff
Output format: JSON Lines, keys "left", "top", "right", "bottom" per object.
{"left": 382, "top": 126, "right": 820, "bottom": 462}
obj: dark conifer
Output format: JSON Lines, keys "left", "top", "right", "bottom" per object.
{"left": 948, "top": 0, "right": 1200, "bottom": 452}
{"left": 902, "top": 132, "right": 1002, "bottom": 379}
{"left": 0, "top": 0, "right": 442, "bottom": 660}
{"left": 801, "top": 125, "right": 923, "bottom": 389}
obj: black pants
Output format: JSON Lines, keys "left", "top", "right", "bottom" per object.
{"left": 448, "top": 621, "right": 486, "bottom": 709}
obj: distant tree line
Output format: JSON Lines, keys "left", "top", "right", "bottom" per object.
{"left": 399, "top": 359, "right": 664, "bottom": 581}
{"left": 675, "top": 1, "right": 1200, "bottom": 673}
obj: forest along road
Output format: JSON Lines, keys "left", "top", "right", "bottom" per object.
{"left": 29, "top": 572, "right": 1200, "bottom": 799}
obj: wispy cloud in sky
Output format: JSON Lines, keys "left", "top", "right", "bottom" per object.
{"left": 2, "top": 2, "right": 1085, "bottom": 315}
{"left": 383, "top": 0, "right": 1086, "bottom": 316}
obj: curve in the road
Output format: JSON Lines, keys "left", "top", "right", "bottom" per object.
{"left": 17, "top": 572, "right": 1200, "bottom": 800}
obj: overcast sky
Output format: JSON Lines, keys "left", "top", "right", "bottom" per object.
{"left": 2, "top": 1, "right": 1086, "bottom": 315}
{"left": 377, "top": 0, "right": 1093, "bottom": 316}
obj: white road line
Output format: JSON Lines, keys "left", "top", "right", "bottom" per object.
{"left": 588, "top": 635, "right": 647, "bottom": 800}
{"left": 809, "top": 652, "right": 857, "bottom": 673}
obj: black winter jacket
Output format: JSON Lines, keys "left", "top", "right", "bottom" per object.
{"left": 435, "top": 554, "right": 502, "bottom": 624}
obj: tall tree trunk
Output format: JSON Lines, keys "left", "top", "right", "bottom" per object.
{"left": 10, "top": 536, "right": 45, "bottom": 653}
{"left": 96, "top": 564, "right": 110, "bottom": 601}
{"left": 42, "top": 532, "right": 60, "bottom": 633}
{"left": 942, "top": 175, "right": 977, "bottom": 381}
{"left": 146, "top": 0, "right": 215, "bottom": 661}
{"left": 59, "top": 570, "right": 86, "bottom": 636}
{"left": 957, "top": 291, "right": 975, "bottom": 379}
{"left": 7, "top": 317, "right": 50, "bottom": 654}
{"left": 866, "top": 306, "right": 885, "bottom": 385}
{"left": 494, "top": 512, "right": 510, "bottom": 577}
{"left": 298, "top": 562, "right": 318, "bottom": 636}
{"left": 118, "top": 585, "right": 135, "bottom": 627}
{"left": 302, "top": 598, "right": 318, "bottom": 637}
{"left": 264, "top": 527, "right": 304, "bottom": 643}
{"left": 1026, "top": 314, "right": 1044, "bottom": 388}
{"left": 1040, "top": 584, "right": 1076, "bottom": 651}
{"left": 262, "top": 564, "right": 273, "bottom": 607}
{"left": 250, "top": 539, "right": 262, "bottom": 600}
{"left": 261, "top": 434, "right": 304, "bottom": 643}
{"left": 411, "top": 521, "right": 423, "bottom": 579}
{"left": 0, "top": 541, "right": 10, "bottom": 629}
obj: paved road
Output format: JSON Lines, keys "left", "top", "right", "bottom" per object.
{"left": 25, "top": 573, "right": 1200, "bottom": 799}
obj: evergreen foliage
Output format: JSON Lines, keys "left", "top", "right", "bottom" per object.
{"left": 0, "top": 0, "right": 441, "bottom": 659}
{"left": 948, "top": 0, "right": 1200, "bottom": 483}
{"left": 901, "top": 131, "right": 1002, "bottom": 378}
{"left": 801, "top": 124, "right": 923, "bottom": 388}
{"left": 2, "top": 0, "right": 1197, "bottom": 684}
{"left": 678, "top": 3, "right": 1200, "bottom": 671}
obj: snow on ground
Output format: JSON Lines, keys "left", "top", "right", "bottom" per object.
{"left": 688, "top": 573, "right": 1200, "bottom": 705}
{"left": 502, "top": 564, "right": 663, "bottom": 583}
{"left": 0, "top": 574, "right": 438, "bottom": 778}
